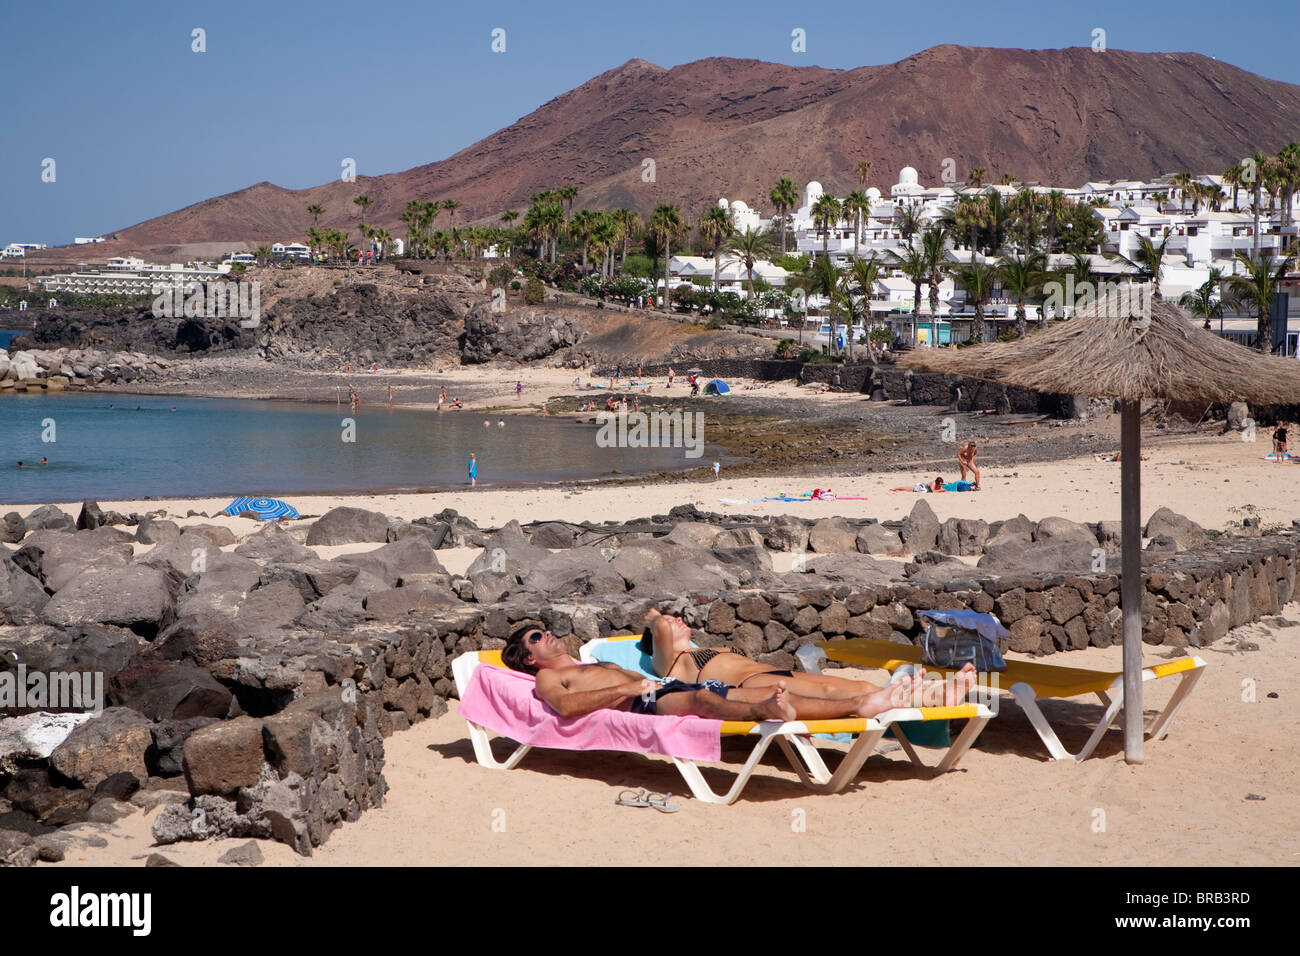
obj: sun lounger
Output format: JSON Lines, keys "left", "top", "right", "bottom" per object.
{"left": 452, "top": 648, "right": 992, "bottom": 804}
{"left": 800, "top": 637, "right": 1206, "bottom": 762}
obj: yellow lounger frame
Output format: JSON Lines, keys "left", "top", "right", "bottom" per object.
{"left": 803, "top": 637, "right": 1206, "bottom": 762}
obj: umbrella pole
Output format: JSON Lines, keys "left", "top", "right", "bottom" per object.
{"left": 1120, "top": 399, "right": 1145, "bottom": 764}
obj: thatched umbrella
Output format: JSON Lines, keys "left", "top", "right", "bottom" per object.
{"left": 900, "top": 296, "right": 1300, "bottom": 762}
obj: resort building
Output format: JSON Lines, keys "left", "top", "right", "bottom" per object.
{"left": 39, "top": 257, "right": 233, "bottom": 296}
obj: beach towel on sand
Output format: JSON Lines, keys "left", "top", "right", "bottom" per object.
{"left": 459, "top": 664, "right": 722, "bottom": 762}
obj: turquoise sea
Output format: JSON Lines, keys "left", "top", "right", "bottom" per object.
{"left": 0, "top": 392, "right": 711, "bottom": 505}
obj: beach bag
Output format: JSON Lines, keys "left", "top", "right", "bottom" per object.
{"left": 919, "top": 611, "right": 1007, "bottom": 672}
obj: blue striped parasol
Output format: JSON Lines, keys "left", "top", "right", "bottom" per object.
{"left": 222, "top": 497, "right": 300, "bottom": 520}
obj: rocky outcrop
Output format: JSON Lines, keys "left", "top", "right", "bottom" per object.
{"left": 461, "top": 302, "right": 586, "bottom": 364}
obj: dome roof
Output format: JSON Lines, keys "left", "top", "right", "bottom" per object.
{"left": 866, "top": 186, "right": 882, "bottom": 200}
{"left": 899, "top": 166, "right": 919, "bottom": 186}
{"left": 717, "top": 197, "right": 729, "bottom": 208}
{"left": 731, "top": 200, "right": 749, "bottom": 212}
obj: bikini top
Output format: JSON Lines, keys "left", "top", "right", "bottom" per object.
{"left": 670, "top": 647, "right": 730, "bottom": 677}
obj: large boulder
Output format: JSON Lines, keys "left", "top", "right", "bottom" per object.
{"left": 466, "top": 521, "right": 549, "bottom": 579}
{"left": 234, "top": 524, "right": 318, "bottom": 565}
{"left": 937, "top": 517, "right": 989, "bottom": 556}
{"left": 23, "top": 505, "right": 75, "bottom": 532}
{"left": 1143, "top": 507, "right": 1207, "bottom": 551}
{"left": 2, "top": 512, "right": 26, "bottom": 544}
{"left": 139, "top": 532, "right": 223, "bottom": 577}
{"left": 305, "top": 507, "right": 392, "bottom": 546}
{"left": 43, "top": 565, "right": 176, "bottom": 638}
{"left": 856, "top": 522, "right": 903, "bottom": 556}
{"left": 978, "top": 538, "right": 1097, "bottom": 574}
{"left": 48, "top": 707, "right": 153, "bottom": 789}
{"left": 110, "top": 660, "right": 233, "bottom": 721}
{"left": 259, "top": 559, "right": 359, "bottom": 603}
{"left": 900, "top": 499, "right": 940, "bottom": 553}
{"left": 763, "top": 515, "right": 809, "bottom": 553}
{"left": 364, "top": 586, "right": 463, "bottom": 620}
{"left": 134, "top": 517, "right": 181, "bottom": 544}
{"left": 517, "top": 549, "right": 627, "bottom": 598}
{"left": 797, "top": 552, "right": 903, "bottom": 587}
{"left": 14, "top": 528, "right": 135, "bottom": 591}
{"left": 336, "top": 536, "right": 446, "bottom": 585}
{"left": 461, "top": 302, "right": 586, "bottom": 364}
{"left": 807, "top": 518, "right": 858, "bottom": 554}
{"left": 182, "top": 716, "right": 267, "bottom": 797}
{"left": 1033, "top": 516, "right": 1099, "bottom": 548}
{"left": 1, "top": 555, "right": 49, "bottom": 625}
{"left": 181, "top": 524, "right": 238, "bottom": 547}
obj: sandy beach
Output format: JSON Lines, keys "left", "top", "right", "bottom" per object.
{"left": 5, "top": 421, "right": 1297, "bottom": 868}
{"left": 36, "top": 613, "right": 1299, "bottom": 868}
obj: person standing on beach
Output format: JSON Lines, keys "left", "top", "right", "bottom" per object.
{"left": 1273, "top": 421, "right": 1288, "bottom": 461}
{"left": 515, "top": 381, "right": 523, "bottom": 401}
{"left": 468, "top": 453, "right": 478, "bottom": 487}
{"left": 713, "top": 460, "right": 720, "bottom": 481}
{"left": 667, "top": 367, "right": 675, "bottom": 388}
{"left": 956, "top": 441, "right": 980, "bottom": 488}
{"left": 387, "top": 385, "right": 393, "bottom": 406}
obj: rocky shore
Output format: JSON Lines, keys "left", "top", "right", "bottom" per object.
{"left": 1, "top": 493, "right": 1289, "bottom": 863}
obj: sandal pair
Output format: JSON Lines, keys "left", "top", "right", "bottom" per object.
{"left": 615, "top": 789, "right": 680, "bottom": 813}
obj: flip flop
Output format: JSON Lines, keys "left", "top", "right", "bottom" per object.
{"left": 615, "top": 789, "right": 651, "bottom": 808}
{"left": 646, "top": 792, "right": 681, "bottom": 814}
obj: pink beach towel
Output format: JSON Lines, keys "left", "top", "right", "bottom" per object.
{"left": 459, "top": 664, "right": 722, "bottom": 763}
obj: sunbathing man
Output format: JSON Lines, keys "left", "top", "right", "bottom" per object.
{"left": 956, "top": 441, "right": 980, "bottom": 488}
{"left": 503, "top": 625, "right": 942, "bottom": 721}
{"left": 640, "top": 610, "right": 975, "bottom": 714}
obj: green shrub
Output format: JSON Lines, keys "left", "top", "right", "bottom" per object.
{"left": 523, "top": 277, "right": 545, "bottom": 305}
{"left": 621, "top": 254, "right": 655, "bottom": 278}
{"left": 488, "top": 264, "right": 514, "bottom": 288}
{"left": 774, "top": 338, "right": 795, "bottom": 358}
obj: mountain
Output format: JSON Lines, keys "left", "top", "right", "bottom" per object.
{"left": 106, "top": 46, "right": 1300, "bottom": 251}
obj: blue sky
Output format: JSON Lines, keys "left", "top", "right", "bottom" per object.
{"left": 3, "top": 0, "right": 1298, "bottom": 246}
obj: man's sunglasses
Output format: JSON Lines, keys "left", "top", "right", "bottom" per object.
{"left": 523, "top": 630, "right": 548, "bottom": 644}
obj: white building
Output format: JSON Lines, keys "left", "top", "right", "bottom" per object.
{"left": 39, "top": 257, "right": 232, "bottom": 296}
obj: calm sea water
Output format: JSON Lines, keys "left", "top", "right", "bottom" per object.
{"left": 0, "top": 393, "right": 712, "bottom": 505}
{"left": 1, "top": 330, "right": 28, "bottom": 350}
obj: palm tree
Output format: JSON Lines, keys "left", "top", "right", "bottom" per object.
{"left": 769, "top": 177, "right": 799, "bottom": 256}
{"left": 501, "top": 209, "right": 519, "bottom": 226}
{"left": 998, "top": 251, "right": 1047, "bottom": 337}
{"left": 807, "top": 254, "right": 841, "bottom": 353}
{"left": 557, "top": 186, "right": 579, "bottom": 216}
{"left": 1226, "top": 249, "right": 1299, "bottom": 352}
{"left": 1179, "top": 267, "right": 1228, "bottom": 332}
{"left": 949, "top": 195, "right": 984, "bottom": 253}
{"left": 854, "top": 161, "right": 873, "bottom": 188}
{"left": 1249, "top": 151, "right": 1270, "bottom": 257}
{"left": 890, "top": 244, "right": 928, "bottom": 347}
{"left": 843, "top": 190, "right": 871, "bottom": 260}
{"left": 443, "top": 200, "right": 462, "bottom": 248}
{"left": 968, "top": 167, "right": 986, "bottom": 188}
{"left": 570, "top": 209, "right": 597, "bottom": 273}
{"left": 1277, "top": 142, "right": 1300, "bottom": 231}
{"left": 698, "top": 205, "right": 735, "bottom": 291}
{"left": 1110, "top": 231, "right": 1174, "bottom": 300}
{"left": 952, "top": 260, "right": 997, "bottom": 342}
{"left": 307, "top": 204, "right": 324, "bottom": 228}
{"left": 846, "top": 254, "right": 883, "bottom": 364}
{"left": 920, "top": 224, "right": 949, "bottom": 346}
{"left": 612, "top": 209, "right": 641, "bottom": 271}
{"left": 306, "top": 226, "right": 323, "bottom": 258}
{"left": 999, "top": 173, "right": 1018, "bottom": 186}
{"left": 648, "top": 204, "right": 684, "bottom": 313}
{"left": 254, "top": 245, "right": 271, "bottom": 266}
{"left": 1043, "top": 190, "right": 1069, "bottom": 254}
{"left": 811, "top": 193, "right": 842, "bottom": 258}
{"left": 1170, "top": 172, "right": 1194, "bottom": 213}
{"left": 590, "top": 213, "right": 618, "bottom": 279}
{"left": 1011, "top": 187, "right": 1041, "bottom": 252}
{"left": 1223, "top": 164, "right": 1245, "bottom": 213}
{"left": 725, "top": 226, "right": 771, "bottom": 300}
{"left": 895, "top": 203, "right": 923, "bottom": 245}
{"left": 353, "top": 195, "right": 373, "bottom": 230}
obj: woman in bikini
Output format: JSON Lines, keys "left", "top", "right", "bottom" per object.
{"left": 640, "top": 609, "right": 975, "bottom": 709}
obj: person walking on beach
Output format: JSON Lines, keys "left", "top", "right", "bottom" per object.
{"left": 468, "top": 453, "right": 478, "bottom": 487}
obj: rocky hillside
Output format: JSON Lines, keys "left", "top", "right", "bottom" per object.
{"left": 83, "top": 46, "right": 1300, "bottom": 253}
